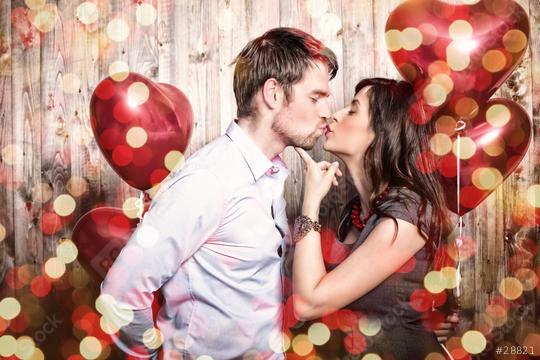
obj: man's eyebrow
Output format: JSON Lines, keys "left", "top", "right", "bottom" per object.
{"left": 351, "top": 99, "right": 360, "bottom": 106}
{"left": 311, "top": 90, "right": 330, "bottom": 97}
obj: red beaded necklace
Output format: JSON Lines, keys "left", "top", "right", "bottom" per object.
{"left": 350, "top": 187, "right": 390, "bottom": 231}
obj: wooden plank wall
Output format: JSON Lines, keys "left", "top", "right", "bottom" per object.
{"left": 0, "top": 0, "right": 538, "bottom": 357}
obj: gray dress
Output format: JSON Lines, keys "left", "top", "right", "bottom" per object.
{"left": 329, "top": 187, "right": 449, "bottom": 359}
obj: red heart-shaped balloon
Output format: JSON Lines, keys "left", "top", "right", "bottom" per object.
{"left": 72, "top": 204, "right": 162, "bottom": 319}
{"left": 435, "top": 99, "right": 531, "bottom": 215}
{"left": 386, "top": 0, "right": 529, "bottom": 120}
{"left": 72, "top": 206, "right": 145, "bottom": 280}
{"left": 385, "top": 0, "right": 532, "bottom": 214}
{"left": 90, "top": 73, "right": 193, "bottom": 191}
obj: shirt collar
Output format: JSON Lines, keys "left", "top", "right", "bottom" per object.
{"left": 226, "top": 120, "right": 289, "bottom": 182}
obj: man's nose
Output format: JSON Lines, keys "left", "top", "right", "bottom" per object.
{"left": 319, "top": 98, "right": 332, "bottom": 119}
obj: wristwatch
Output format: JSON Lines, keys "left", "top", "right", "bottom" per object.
{"left": 293, "top": 215, "right": 321, "bottom": 243}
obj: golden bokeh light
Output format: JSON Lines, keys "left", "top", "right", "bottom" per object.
{"left": 435, "top": 115, "right": 457, "bottom": 136}
{"left": 431, "top": 73, "right": 454, "bottom": 95}
{"left": 122, "top": 197, "right": 141, "bottom": 219}
{"left": 76, "top": 2, "right": 99, "bottom": 25}
{"left": 29, "top": 4, "right": 59, "bottom": 33}
{"left": 424, "top": 271, "right": 445, "bottom": 294}
{"left": 358, "top": 316, "right": 382, "bottom": 337}
{"left": 25, "top": 0, "right": 45, "bottom": 10}
{"left": 452, "top": 137, "right": 477, "bottom": 160}
{"left": 1, "top": 143, "right": 20, "bottom": 165}
{"left": 268, "top": 331, "right": 290, "bottom": 353}
{"left": 425, "top": 353, "right": 446, "bottom": 360}
{"left": 0, "top": 223, "right": 6, "bottom": 242}
{"left": 54, "top": 194, "right": 76, "bottom": 216}
{"left": 455, "top": 97, "right": 479, "bottom": 119}
{"left": 482, "top": 137, "right": 505, "bottom": 157}
{"left": 63, "top": 73, "right": 81, "bottom": 94}
{"left": 56, "top": 239, "right": 78, "bottom": 264}
{"left": 401, "top": 27, "right": 423, "bottom": 51}
{"left": 514, "top": 268, "right": 538, "bottom": 291}
{"left": 428, "top": 60, "right": 451, "bottom": 77}
{"left": 398, "top": 63, "right": 418, "bottom": 81}
{"left": 485, "top": 303, "right": 507, "bottom": 327}
{"left": 419, "top": 23, "right": 438, "bottom": 45}
{"left": 441, "top": 266, "right": 459, "bottom": 289}
{"left": 80, "top": 336, "right": 102, "bottom": 360}
{"left": 44, "top": 257, "right": 66, "bottom": 279}
{"left": 308, "top": 322, "right": 330, "bottom": 346}
{"left": 32, "top": 182, "right": 53, "bottom": 203}
{"left": 447, "top": 41, "right": 471, "bottom": 71}
{"left": 423, "top": 83, "right": 447, "bottom": 107}
{"left": 15, "top": 336, "right": 36, "bottom": 360}
{"left": 361, "top": 354, "right": 383, "bottom": 360}
{"left": 385, "top": 29, "right": 402, "bottom": 52}
{"left": 95, "top": 294, "right": 134, "bottom": 328}
{"left": 449, "top": 20, "right": 473, "bottom": 40}
{"left": 461, "top": 330, "right": 487, "bottom": 354}
{"left": 0, "top": 297, "right": 21, "bottom": 320}
{"left": 143, "top": 327, "right": 164, "bottom": 349}
{"left": 127, "top": 82, "right": 150, "bottom": 106}
{"left": 499, "top": 277, "right": 523, "bottom": 300}
{"left": 165, "top": 150, "right": 185, "bottom": 172}
{"left": 291, "top": 334, "right": 313, "bottom": 356}
{"left": 107, "top": 18, "right": 130, "bottom": 42}
{"left": 136, "top": 3, "right": 157, "bottom": 26}
{"left": 527, "top": 184, "right": 540, "bottom": 207}
{"left": 486, "top": 104, "right": 511, "bottom": 127}
{"left": 126, "top": 127, "right": 148, "bottom": 148}
{"left": 430, "top": 133, "right": 453, "bottom": 156}
{"left": 472, "top": 167, "right": 502, "bottom": 190}
{"left": 0, "top": 335, "right": 17, "bottom": 357}
{"left": 108, "top": 61, "right": 129, "bottom": 82}
{"left": 482, "top": 50, "right": 506, "bottom": 73}
{"left": 67, "top": 176, "right": 89, "bottom": 197}
{"left": 503, "top": 29, "right": 527, "bottom": 53}
{"left": 100, "top": 315, "right": 120, "bottom": 334}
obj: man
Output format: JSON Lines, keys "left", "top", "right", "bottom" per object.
{"left": 99, "top": 27, "right": 338, "bottom": 359}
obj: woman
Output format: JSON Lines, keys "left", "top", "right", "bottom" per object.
{"left": 292, "top": 78, "right": 455, "bottom": 359}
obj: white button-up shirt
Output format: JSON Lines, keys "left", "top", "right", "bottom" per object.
{"left": 101, "top": 120, "right": 290, "bottom": 359}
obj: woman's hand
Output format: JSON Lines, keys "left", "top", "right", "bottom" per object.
{"left": 435, "top": 312, "right": 460, "bottom": 343}
{"left": 295, "top": 147, "right": 342, "bottom": 217}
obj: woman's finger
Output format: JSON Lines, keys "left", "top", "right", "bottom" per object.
{"left": 316, "top": 161, "right": 332, "bottom": 170}
{"left": 324, "top": 162, "right": 340, "bottom": 180}
{"left": 295, "top": 147, "right": 315, "bottom": 165}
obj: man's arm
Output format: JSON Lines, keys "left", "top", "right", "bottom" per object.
{"left": 98, "top": 170, "right": 225, "bottom": 358}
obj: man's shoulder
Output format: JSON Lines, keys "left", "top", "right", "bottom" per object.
{"left": 160, "top": 134, "right": 250, "bottom": 194}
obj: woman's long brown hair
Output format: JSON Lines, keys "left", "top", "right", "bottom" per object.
{"left": 355, "top": 78, "right": 453, "bottom": 260}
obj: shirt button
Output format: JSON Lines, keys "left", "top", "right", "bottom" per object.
{"left": 267, "top": 166, "right": 279, "bottom": 175}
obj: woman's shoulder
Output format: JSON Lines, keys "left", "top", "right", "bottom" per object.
{"left": 376, "top": 186, "right": 432, "bottom": 230}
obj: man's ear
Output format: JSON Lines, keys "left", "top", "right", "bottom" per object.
{"left": 261, "top": 78, "right": 281, "bottom": 110}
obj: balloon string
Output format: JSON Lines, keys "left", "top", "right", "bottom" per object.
{"left": 455, "top": 121, "right": 465, "bottom": 301}
{"left": 136, "top": 191, "right": 144, "bottom": 221}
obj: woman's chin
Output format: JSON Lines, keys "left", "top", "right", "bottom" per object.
{"left": 322, "top": 139, "right": 335, "bottom": 154}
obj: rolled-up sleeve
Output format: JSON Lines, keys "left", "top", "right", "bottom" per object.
{"left": 99, "top": 169, "right": 225, "bottom": 358}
